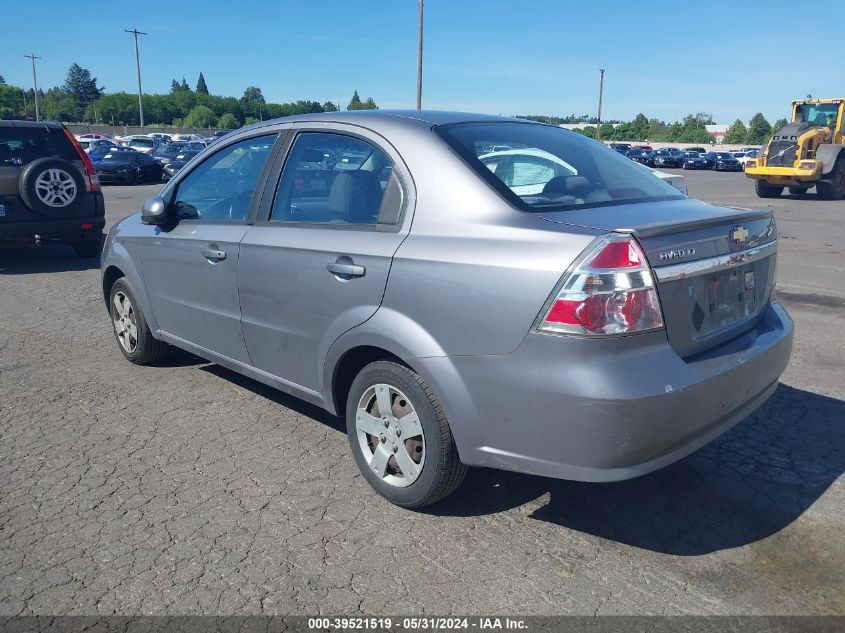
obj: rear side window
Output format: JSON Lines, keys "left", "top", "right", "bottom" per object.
{"left": 0, "top": 126, "right": 77, "bottom": 166}
{"left": 270, "top": 132, "right": 401, "bottom": 226}
{"left": 438, "top": 122, "right": 683, "bottom": 212}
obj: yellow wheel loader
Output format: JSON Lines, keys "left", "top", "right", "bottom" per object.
{"left": 745, "top": 98, "right": 845, "bottom": 200}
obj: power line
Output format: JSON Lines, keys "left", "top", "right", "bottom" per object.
{"left": 24, "top": 54, "right": 41, "bottom": 122}
{"left": 125, "top": 28, "right": 147, "bottom": 127}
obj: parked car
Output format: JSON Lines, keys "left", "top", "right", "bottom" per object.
{"left": 650, "top": 168, "right": 687, "bottom": 195}
{"left": 626, "top": 147, "right": 654, "bottom": 166}
{"left": 698, "top": 152, "right": 717, "bottom": 169}
{"left": 652, "top": 149, "right": 680, "bottom": 168}
{"left": 120, "top": 136, "right": 160, "bottom": 156}
{"left": 153, "top": 142, "right": 189, "bottom": 166}
{"left": 736, "top": 150, "right": 760, "bottom": 169}
{"left": 161, "top": 150, "right": 202, "bottom": 181}
{"left": 685, "top": 146, "right": 708, "bottom": 154}
{"left": 0, "top": 120, "right": 104, "bottom": 257}
{"left": 95, "top": 150, "right": 163, "bottom": 185}
{"left": 87, "top": 144, "right": 134, "bottom": 164}
{"left": 680, "top": 151, "right": 707, "bottom": 169}
{"left": 101, "top": 111, "right": 793, "bottom": 508}
{"left": 609, "top": 142, "right": 631, "bottom": 154}
{"left": 711, "top": 152, "right": 743, "bottom": 172}
{"left": 76, "top": 133, "right": 113, "bottom": 141}
{"left": 78, "top": 139, "right": 115, "bottom": 152}
{"left": 147, "top": 133, "right": 172, "bottom": 142}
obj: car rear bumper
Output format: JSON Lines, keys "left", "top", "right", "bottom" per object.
{"left": 420, "top": 300, "right": 793, "bottom": 482}
{"left": 96, "top": 173, "right": 131, "bottom": 184}
{"left": 0, "top": 215, "right": 105, "bottom": 243}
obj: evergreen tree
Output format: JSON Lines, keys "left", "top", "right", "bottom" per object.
{"left": 746, "top": 113, "right": 772, "bottom": 145}
{"left": 62, "top": 63, "right": 103, "bottom": 120}
{"left": 347, "top": 90, "right": 363, "bottom": 110}
{"left": 322, "top": 101, "right": 338, "bottom": 112}
{"left": 196, "top": 72, "right": 209, "bottom": 95}
{"left": 724, "top": 119, "right": 749, "bottom": 144}
{"left": 772, "top": 118, "right": 788, "bottom": 133}
{"left": 180, "top": 77, "right": 190, "bottom": 91}
{"left": 170, "top": 79, "right": 180, "bottom": 93}
{"left": 0, "top": 75, "right": 5, "bottom": 85}
{"left": 363, "top": 97, "right": 378, "bottom": 110}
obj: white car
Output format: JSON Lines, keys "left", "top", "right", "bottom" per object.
{"left": 479, "top": 147, "right": 688, "bottom": 197}
{"left": 736, "top": 151, "right": 760, "bottom": 169}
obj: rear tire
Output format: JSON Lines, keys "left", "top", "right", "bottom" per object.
{"left": 755, "top": 180, "right": 783, "bottom": 198}
{"left": 108, "top": 277, "right": 169, "bottom": 365}
{"left": 788, "top": 187, "right": 808, "bottom": 195}
{"left": 71, "top": 235, "right": 103, "bottom": 258}
{"left": 817, "top": 157, "right": 845, "bottom": 200}
{"left": 346, "top": 360, "right": 468, "bottom": 509}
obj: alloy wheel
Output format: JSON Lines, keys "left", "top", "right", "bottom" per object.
{"left": 34, "top": 168, "right": 77, "bottom": 207}
{"left": 111, "top": 291, "right": 138, "bottom": 353}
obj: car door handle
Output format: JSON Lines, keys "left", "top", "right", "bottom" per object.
{"left": 326, "top": 262, "right": 365, "bottom": 277}
{"left": 202, "top": 249, "right": 227, "bottom": 261}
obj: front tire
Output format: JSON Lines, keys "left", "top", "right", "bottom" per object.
{"left": 755, "top": 180, "right": 783, "bottom": 198}
{"left": 817, "top": 157, "right": 845, "bottom": 200}
{"left": 346, "top": 361, "right": 468, "bottom": 508}
{"left": 108, "top": 277, "right": 169, "bottom": 364}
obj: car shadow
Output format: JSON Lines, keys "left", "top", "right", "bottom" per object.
{"left": 200, "top": 364, "right": 344, "bottom": 433}
{"left": 0, "top": 244, "right": 100, "bottom": 274}
{"left": 427, "top": 384, "right": 843, "bottom": 555}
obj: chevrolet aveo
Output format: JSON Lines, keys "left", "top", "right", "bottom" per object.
{"left": 101, "top": 111, "right": 793, "bottom": 508}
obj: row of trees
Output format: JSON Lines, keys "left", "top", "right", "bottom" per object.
{"left": 0, "top": 64, "right": 379, "bottom": 129}
{"left": 521, "top": 112, "right": 785, "bottom": 145}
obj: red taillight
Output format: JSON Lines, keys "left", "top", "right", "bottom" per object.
{"left": 589, "top": 240, "right": 642, "bottom": 268}
{"left": 537, "top": 235, "right": 664, "bottom": 336}
{"left": 80, "top": 223, "right": 94, "bottom": 230}
{"left": 63, "top": 127, "right": 100, "bottom": 192}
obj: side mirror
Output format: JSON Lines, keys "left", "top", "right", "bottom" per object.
{"left": 141, "top": 196, "right": 168, "bottom": 225}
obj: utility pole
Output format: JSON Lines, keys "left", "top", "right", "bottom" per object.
{"left": 416, "top": 0, "right": 424, "bottom": 110}
{"left": 24, "top": 54, "right": 41, "bottom": 122}
{"left": 125, "top": 28, "right": 147, "bottom": 127}
{"left": 595, "top": 67, "right": 605, "bottom": 141}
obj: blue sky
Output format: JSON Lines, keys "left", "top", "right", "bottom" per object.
{"left": 1, "top": 0, "right": 836, "bottom": 123}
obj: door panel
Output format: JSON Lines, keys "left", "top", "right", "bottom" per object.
{"left": 141, "top": 223, "right": 251, "bottom": 362}
{"left": 237, "top": 127, "right": 413, "bottom": 391}
{"left": 238, "top": 226, "right": 406, "bottom": 389}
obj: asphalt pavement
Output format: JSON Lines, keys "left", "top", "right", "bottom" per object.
{"left": 0, "top": 171, "right": 842, "bottom": 616}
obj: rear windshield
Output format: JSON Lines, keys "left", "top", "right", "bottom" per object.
{"left": 127, "top": 138, "right": 154, "bottom": 148}
{"left": 0, "top": 126, "right": 77, "bottom": 166}
{"left": 437, "top": 122, "right": 683, "bottom": 212}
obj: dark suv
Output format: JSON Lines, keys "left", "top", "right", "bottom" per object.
{"left": 0, "top": 120, "right": 105, "bottom": 257}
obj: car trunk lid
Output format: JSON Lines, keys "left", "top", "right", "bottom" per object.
{"left": 539, "top": 198, "right": 777, "bottom": 358}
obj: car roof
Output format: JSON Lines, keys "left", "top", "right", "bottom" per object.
{"left": 238, "top": 109, "right": 524, "bottom": 136}
{"left": 0, "top": 119, "right": 64, "bottom": 129}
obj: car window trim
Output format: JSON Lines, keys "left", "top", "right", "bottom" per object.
{"left": 253, "top": 123, "right": 412, "bottom": 234}
{"left": 166, "top": 128, "right": 288, "bottom": 226}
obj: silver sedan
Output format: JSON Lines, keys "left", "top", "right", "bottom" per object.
{"left": 101, "top": 111, "right": 793, "bottom": 508}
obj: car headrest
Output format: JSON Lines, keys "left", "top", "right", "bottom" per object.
{"left": 329, "top": 171, "right": 383, "bottom": 224}
{"left": 542, "top": 175, "right": 591, "bottom": 197}
{"left": 299, "top": 149, "right": 324, "bottom": 163}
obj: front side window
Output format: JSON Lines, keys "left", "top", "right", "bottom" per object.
{"left": 438, "top": 122, "right": 683, "bottom": 212}
{"left": 271, "top": 132, "right": 401, "bottom": 226}
{"left": 173, "top": 134, "right": 277, "bottom": 222}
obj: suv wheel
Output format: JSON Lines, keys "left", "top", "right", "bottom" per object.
{"left": 109, "top": 277, "right": 169, "bottom": 364}
{"left": 18, "top": 158, "right": 85, "bottom": 217}
{"left": 346, "top": 361, "right": 468, "bottom": 508}
{"left": 72, "top": 236, "right": 103, "bottom": 258}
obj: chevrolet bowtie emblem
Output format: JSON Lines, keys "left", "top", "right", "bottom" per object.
{"left": 731, "top": 226, "right": 749, "bottom": 244}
